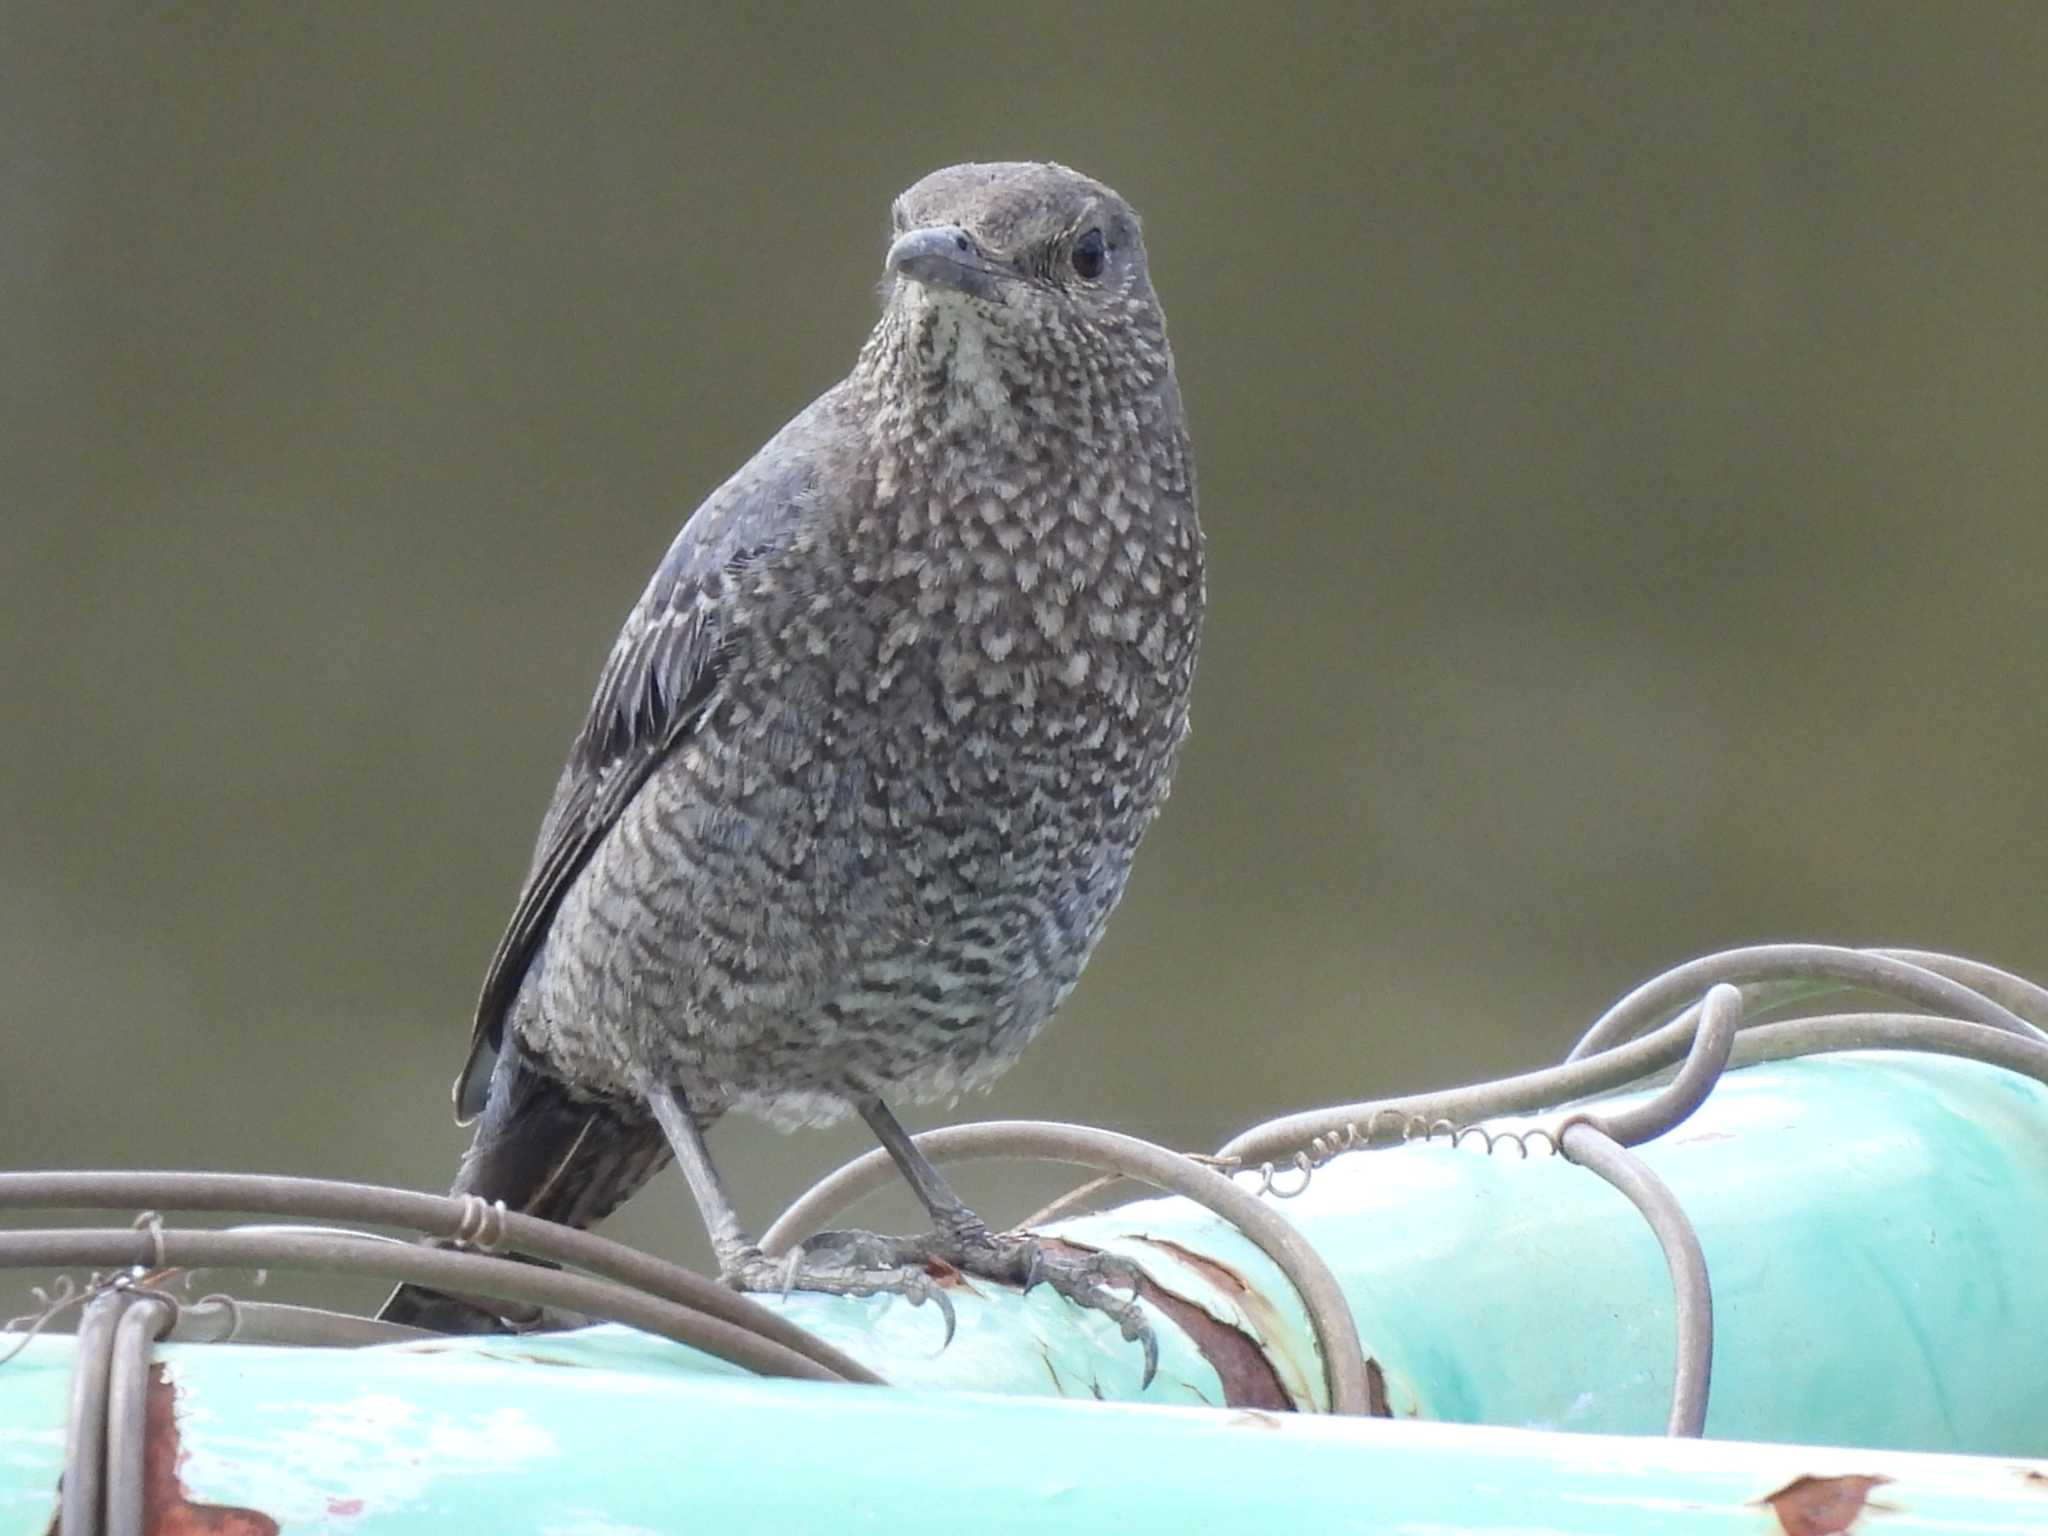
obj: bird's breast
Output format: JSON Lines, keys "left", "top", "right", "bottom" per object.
{"left": 728, "top": 473, "right": 1197, "bottom": 848}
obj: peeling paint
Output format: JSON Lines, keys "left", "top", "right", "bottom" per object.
{"left": 1128, "top": 1234, "right": 1326, "bottom": 1408}
{"left": 1045, "top": 1237, "right": 1292, "bottom": 1410}
{"left": 1364, "top": 1357, "right": 1392, "bottom": 1419}
{"left": 142, "top": 1365, "right": 280, "bottom": 1536}
{"left": 1757, "top": 1473, "right": 1895, "bottom": 1535}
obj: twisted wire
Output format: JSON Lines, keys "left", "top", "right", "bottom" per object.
{"left": 0, "top": 1227, "right": 856, "bottom": 1386}
{"left": 1218, "top": 946, "right": 2048, "bottom": 1172}
{"left": 0, "top": 1274, "right": 84, "bottom": 1367}
{"left": 0, "top": 1171, "right": 875, "bottom": 1385}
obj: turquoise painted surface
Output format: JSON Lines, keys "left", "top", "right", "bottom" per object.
{"left": 5, "top": 1333, "right": 2048, "bottom": 1535}
{"left": 3, "top": 1053, "right": 2047, "bottom": 1531}
{"left": 1072, "top": 1051, "right": 2048, "bottom": 1447}
{"left": 0, "top": 1346, "right": 64, "bottom": 1536}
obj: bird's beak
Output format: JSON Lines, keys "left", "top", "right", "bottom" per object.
{"left": 886, "top": 225, "right": 1013, "bottom": 301}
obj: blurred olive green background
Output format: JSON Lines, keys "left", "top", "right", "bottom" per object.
{"left": 4, "top": 4, "right": 2046, "bottom": 1306}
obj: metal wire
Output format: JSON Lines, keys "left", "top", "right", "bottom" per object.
{"left": 1724, "top": 1011, "right": 2048, "bottom": 1079}
{"left": 0, "top": 1228, "right": 853, "bottom": 1385}
{"left": 1556, "top": 1122, "right": 1712, "bottom": 1436}
{"left": 1218, "top": 1019, "right": 1715, "bottom": 1172}
{"left": 1539, "top": 983, "right": 1738, "bottom": 1435}
{"left": 1586, "top": 982, "right": 1739, "bottom": 1148}
{"left": 759, "top": 1119, "right": 1375, "bottom": 1416}
{"left": 1566, "top": 943, "right": 2044, "bottom": 1061}
{"left": 1870, "top": 949, "right": 2048, "bottom": 1028}
{"left": 60, "top": 1288, "right": 128, "bottom": 1536}
{"left": 105, "top": 1292, "right": 174, "bottom": 1536}
{"left": 1217, "top": 948, "right": 2048, "bottom": 1171}
{"left": 0, "top": 1170, "right": 876, "bottom": 1385}
{"left": 0, "top": 1274, "right": 83, "bottom": 1366}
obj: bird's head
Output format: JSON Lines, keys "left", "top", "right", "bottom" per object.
{"left": 880, "top": 162, "right": 1165, "bottom": 362}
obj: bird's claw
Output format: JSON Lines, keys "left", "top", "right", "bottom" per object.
{"left": 726, "top": 1227, "right": 1155, "bottom": 1386}
{"left": 916, "top": 1227, "right": 1159, "bottom": 1389}
{"left": 911, "top": 1273, "right": 958, "bottom": 1348}
{"left": 1020, "top": 1242, "right": 1157, "bottom": 1390}
{"left": 723, "top": 1232, "right": 958, "bottom": 1350}
{"left": 1110, "top": 1290, "right": 1160, "bottom": 1389}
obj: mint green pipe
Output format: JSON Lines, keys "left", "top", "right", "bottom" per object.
{"left": 2, "top": 1051, "right": 2045, "bottom": 1532}
{"left": 761, "top": 1051, "right": 2048, "bottom": 1448}
{"left": 1, "top": 1329, "right": 2043, "bottom": 1534}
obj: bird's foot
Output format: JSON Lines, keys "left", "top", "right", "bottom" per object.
{"left": 721, "top": 1237, "right": 961, "bottom": 1347}
{"left": 730, "top": 1223, "right": 1157, "bottom": 1386}
{"left": 934, "top": 1223, "right": 1158, "bottom": 1387}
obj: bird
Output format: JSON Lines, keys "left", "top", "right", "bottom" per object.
{"left": 380, "top": 162, "right": 1203, "bottom": 1363}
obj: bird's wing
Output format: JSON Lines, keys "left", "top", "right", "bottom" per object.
{"left": 453, "top": 408, "right": 838, "bottom": 1122}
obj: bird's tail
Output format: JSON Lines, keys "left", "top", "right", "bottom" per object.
{"left": 377, "top": 1046, "right": 672, "bottom": 1333}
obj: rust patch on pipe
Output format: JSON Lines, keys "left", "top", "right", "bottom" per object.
{"left": 1756, "top": 1473, "right": 1895, "bottom": 1535}
{"left": 1038, "top": 1238, "right": 1292, "bottom": 1411}
{"left": 1126, "top": 1234, "right": 1390, "bottom": 1418}
{"left": 1130, "top": 1236, "right": 1325, "bottom": 1398}
{"left": 1364, "top": 1355, "right": 1392, "bottom": 1418}
{"left": 142, "top": 1365, "right": 281, "bottom": 1536}
{"left": 43, "top": 1369, "right": 280, "bottom": 1536}
{"left": 1129, "top": 1235, "right": 1257, "bottom": 1302}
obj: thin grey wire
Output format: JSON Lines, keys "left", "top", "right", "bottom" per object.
{"left": 1871, "top": 949, "right": 2048, "bottom": 1028}
{"left": 105, "top": 1293, "right": 174, "bottom": 1536}
{"left": 1545, "top": 982, "right": 1737, "bottom": 1437}
{"left": 1220, "top": 951, "right": 2048, "bottom": 1170}
{"left": 0, "top": 1170, "right": 875, "bottom": 1385}
{"left": 0, "top": 1229, "right": 850, "bottom": 1385}
{"left": 1566, "top": 943, "right": 2043, "bottom": 1061}
{"left": 1585, "top": 982, "right": 1739, "bottom": 1148}
{"left": 60, "top": 1289, "right": 129, "bottom": 1536}
{"left": 1556, "top": 1123, "right": 1711, "bottom": 1437}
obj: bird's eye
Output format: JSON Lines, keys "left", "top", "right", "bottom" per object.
{"left": 1071, "top": 228, "right": 1107, "bottom": 281}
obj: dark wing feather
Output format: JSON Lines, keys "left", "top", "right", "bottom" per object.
{"left": 452, "top": 411, "right": 836, "bottom": 1122}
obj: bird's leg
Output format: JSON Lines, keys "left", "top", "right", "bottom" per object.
{"left": 648, "top": 1083, "right": 1154, "bottom": 1378}
{"left": 645, "top": 1081, "right": 955, "bottom": 1327}
{"left": 784, "top": 1098, "right": 1159, "bottom": 1383}
{"left": 644, "top": 1081, "right": 760, "bottom": 1276}
{"left": 854, "top": 1098, "right": 987, "bottom": 1248}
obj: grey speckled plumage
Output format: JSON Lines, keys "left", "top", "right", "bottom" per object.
{"left": 384, "top": 162, "right": 1201, "bottom": 1340}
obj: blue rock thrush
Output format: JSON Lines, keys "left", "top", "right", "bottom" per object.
{"left": 382, "top": 162, "right": 1203, "bottom": 1365}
